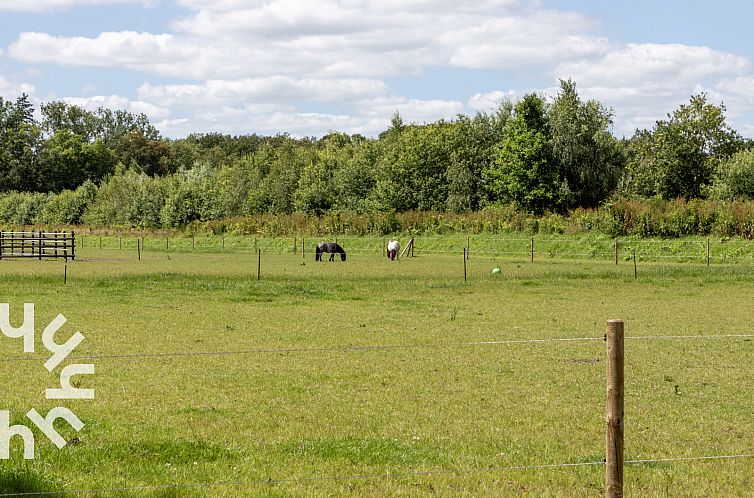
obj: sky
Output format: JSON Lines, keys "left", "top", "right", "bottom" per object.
{"left": 1, "top": 0, "right": 753, "bottom": 139}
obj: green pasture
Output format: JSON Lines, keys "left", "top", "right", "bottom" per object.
{"left": 0, "top": 238, "right": 753, "bottom": 497}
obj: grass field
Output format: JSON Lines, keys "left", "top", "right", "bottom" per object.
{"left": 1, "top": 236, "right": 753, "bottom": 497}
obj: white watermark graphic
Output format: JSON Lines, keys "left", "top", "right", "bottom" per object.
{"left": 1, "top": 303, "right": 94, "bottom": 459}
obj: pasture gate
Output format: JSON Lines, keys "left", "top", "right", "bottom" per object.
{"left": 0, "top": 231, "right": 75, "bottom": 261}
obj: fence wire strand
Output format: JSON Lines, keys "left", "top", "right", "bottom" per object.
{"left": 1, "top": 334, "right": 752, "bottom": 363}
{"left": 1, "top": 454, "right": 752, "bottom": 496}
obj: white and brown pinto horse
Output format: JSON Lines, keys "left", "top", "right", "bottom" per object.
{"left": 387, "top": 239, "right": 399, "bottom": 260}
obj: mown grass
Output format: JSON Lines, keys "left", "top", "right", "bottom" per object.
{"left": 0, "top": 239, "right": 752, "bottom": 496}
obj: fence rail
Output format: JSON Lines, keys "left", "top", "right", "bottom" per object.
{"left": 0, "top": 231, "right": 75, "bottom": 261}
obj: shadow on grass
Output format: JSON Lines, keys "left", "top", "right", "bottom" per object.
{"left": 0, "top": 466, "right": 65, "bottom": 497}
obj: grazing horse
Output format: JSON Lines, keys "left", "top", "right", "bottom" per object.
{"left": 387, "top": 239, "right": 400, "bottom": 260}
{"left": 315, "top": 241, "right": 346, "bottom": 261}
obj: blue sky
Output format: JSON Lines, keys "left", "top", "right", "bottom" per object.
{"left": 1, "top": 0, "right": 753, "bottom": 139}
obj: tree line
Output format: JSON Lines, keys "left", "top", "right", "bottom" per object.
{"left": 1, "top": 80, "right": 754, "bottom": 229}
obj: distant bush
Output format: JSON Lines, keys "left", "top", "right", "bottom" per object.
{"left": 706, "top": 149, "right": 754, "bottom": 200}
{"left": 38, "top": 181, "right": 97, "bottom": 225}
{"left": 82, "top": 169, "right": 167, "bottom": 228}
{"left": 0, "top": 192, "right": 48, "bottom": 225}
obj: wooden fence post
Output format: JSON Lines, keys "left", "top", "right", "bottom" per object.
{"left": 137, "top": 238, "right": 141, "bottom": 261}
{"left": 614, "top": 239, "right": 618, "bottom": 265}
{"left": 463, "top": 247, "right": 466, "bottom": 282}
{"left": 606, "top": 320, "right": 625, "bottom": 498}
{"left": 257, "top": 249, "right": 261, "bottom": 281}
{"left": 530, "top": 237, "right": 534, "bottom": 262}
{"left": 707, "top": 238, "right": 710, "bottom": 267}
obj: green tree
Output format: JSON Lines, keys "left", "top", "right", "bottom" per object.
{"left": 37, "top": 130, "right": 117, "bottom": 191}
{"left": 294, "top": 133, "right": 356, "bottom": 215}
{"left": 484, "top": 94, "right": 560, "bottom": 214}
{"left": 373, "top": 121, "right": 454, "bottom": 211}
{"left": 331, "top": 137, "right": 378, "bottom": 213}
{"left": 446, "top": 111, "right": 508, "bottom": 212}
{"left": 622, "top": 94, "right": 741, "bottom": 199}
{"left": 0, "top": 94, "right": 42, "bottom": 192}
{"left": 549, "top": 79, "right": 623, "bottom": 208}
{"left": 41, "top": 101, "right": 99, "bottom": 141}
{"left": 706, "top": 148, "right": 754, "bottom": 199}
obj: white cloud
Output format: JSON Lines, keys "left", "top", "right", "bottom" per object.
{"left": 137, "top": 77, "right": 389, "bottom": 106}
{"left": 130, "top": 88, "right": 465, "bottom": 138}
{"left": 557, "top": 43, "right": 749, "bottom": 88}
{"left": 9, "top": 32, "right": 199, "bottom": 76}
{"left": 468, "top": 90, "right": 518, "bottom": 113}
{"left": 0, "top": 0, "right": 151, "bottom": 12}
{"left": 62, "top": 94, "right": 170, "bottom": 121}
{"left": 5, "top": 1, "right": 754, "bottom": 137}
{"left": 554, "top": 43, "right": 752, "bottom": 137}
{"left": 0, "top": 76, "right": 36, "bottom": 99}
{"left": 9, "top": 1, "right": 606, "bottom": 79}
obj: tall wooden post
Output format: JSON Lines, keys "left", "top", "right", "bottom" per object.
{"left": 294, "top": 237, "right": 297, "bottom": 255}
{"left": 614, "top": 239, "right": 618, "bottom": 265}
{"left": 706, "top": 238, "right": 710, "bottom": 267}
{"left": 257, "top": 249, "right": 261, "bottom": 281}
{"left": 463, "top": 248, "right": 467, "bottom": 282}
{"left": 530, "top": 237, "right": 534, "bottom": 262}
{"left": 605, "top": 320, "right": 625, "bottom": 498}
{"left": 137, "top": 238, "right": 141, "bottom": 261}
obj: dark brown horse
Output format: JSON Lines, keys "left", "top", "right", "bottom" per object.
{"left": 315, "top": 241, "right": 346, "bottom": 261}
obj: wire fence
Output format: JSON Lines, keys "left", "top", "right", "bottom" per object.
{"left": 0, "top": 331, "right": 751, "bottom": 495}
{"left": 1, "top": 453, "right": 753, "bottom": 496}
{"left": 62, "top": 234, "right": 754, "bottom": 265}
{"left": 1, "top": 333, "right": 752, "bottom": 363}
{"left": 0, "top": 284, "right": 754, "bottom": 497}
